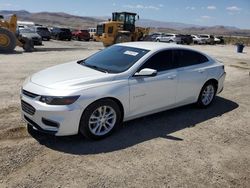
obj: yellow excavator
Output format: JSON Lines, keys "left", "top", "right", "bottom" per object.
{"left": 0, "top": 14, "right": 33, "bottom": 53}
{"left": 96, "top": 12, "right": 149, "bottom": 47}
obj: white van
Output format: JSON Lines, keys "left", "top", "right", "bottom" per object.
{"left": 88, "top": 28, "right": 96, "bottom": 39}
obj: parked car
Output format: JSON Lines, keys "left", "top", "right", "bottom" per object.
{"left": 88, "top": 28, "right": 96, "bottom": 39}
{"left": 143, "top": 33, "right": 163, "bottom": 41}
{"left": 155, "top": 33, "right": 182, "bottom": 43}
{"left": 34, "top": 26, "right": 51, "bottom": 41}
{"left": 179, "top": 34, "right": 193, "bottom": 45}
{"left": 199, "top": 34, "right": 215, "bottom": 45}
{"left": 214, "top": 36, "right": 225, "bottom": 44}
{"left": 19, "top": 28, "right": 42, "bottom": 45}
{"left": 72, "top": 30, "right": 90, "bottom": 41}
{"left": 21, "top": 42, "right": 226, "bottom": 139}
{"left": 191, "top": 35, "right": 206, "bottom": 44}
{"left": 50, "top": 27, "right": 72, "bottom": 41}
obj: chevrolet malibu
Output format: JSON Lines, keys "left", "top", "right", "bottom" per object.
{"left": 21, "top": 42, "right": 226, "bottom": 139}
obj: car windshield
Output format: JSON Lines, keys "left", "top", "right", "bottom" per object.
{"left": 19, "top": 29, "right": 35, "bottom": 33}
{"left": 37, "top": 27, "right": 49, "bottom": 31}
{"left": 81, "top": 45, "right": 149, "bottom": 73}
{"left": 61, "top": 28, "right": 70, "bottom": 32}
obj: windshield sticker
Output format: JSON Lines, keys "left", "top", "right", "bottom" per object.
{"left": 124, "top": 51, "right": 139, "bottom": 56}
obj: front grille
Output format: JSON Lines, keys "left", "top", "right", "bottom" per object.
{"left": 21, "top": 100, "right": 36, "bottom": 115}
{"left": 22, "top": 89, "right": 39, "bottom": 98}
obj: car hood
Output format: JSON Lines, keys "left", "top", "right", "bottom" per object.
{"left": 30, "top": 62, "right": 115, "bottom": 90}
{"left": 21, "top": 33, "right": 41, "bottom": 38}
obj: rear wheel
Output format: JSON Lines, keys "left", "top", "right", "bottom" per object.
{"left": 0, "top": 28, "right": 16, "bottom": 53}
{"left": 197, "top": 82, "right": 216, "bottom": 108}
{"left": 115, "top": 34, "right": 131, "bottom": 44}
{"left": 79, "top": 99, "right": 122, "bottom": 139}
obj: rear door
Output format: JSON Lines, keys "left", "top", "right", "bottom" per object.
{"left": 173, "top": 49, "right": 209, "bottom": 105}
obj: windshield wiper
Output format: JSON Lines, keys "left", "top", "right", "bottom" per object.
{"left": 77, "top": 60, "right": 109, "bottom": 73}
{"left": 85, "top": 64, "right": 109, "bottom": 73}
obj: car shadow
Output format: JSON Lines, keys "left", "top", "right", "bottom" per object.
{"left": 28, "top": 96, "right": 238, "bottom": 155}
{"left": 34, "top": 47, "right": 87, "bottom": 52}
{"left": 0, "top": 50, "right": 23, "bottom": 55}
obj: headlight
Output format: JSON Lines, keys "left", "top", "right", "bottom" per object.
{"left": 39, "top": 95, "right": 80, "bottom": 105}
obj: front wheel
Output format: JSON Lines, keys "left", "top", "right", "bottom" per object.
{"left": 197, "top": 82, "right": 216, "bottom": 108}
{"left": 79, "top": 99, "right": 122, "bottom": 139}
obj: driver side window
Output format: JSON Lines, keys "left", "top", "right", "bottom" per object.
{"left": 139, "top": 50, "right": 174, "bottom": 72}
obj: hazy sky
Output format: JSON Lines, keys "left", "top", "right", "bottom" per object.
{"left": 0, "top": 0, "right": 250, "bottom": 28}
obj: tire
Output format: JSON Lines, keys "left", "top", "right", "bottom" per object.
{"left": 197, "top": 82, "right": 217, "bottom": 108}
{"left": 79, "top": 99, "right": 122, "bottom": 140}
{"left": 0, "top": 28, "right": 16, "bottom": 53}
{"left": 156, "top": 39, "right": 160, "bottom": 42}
{"left": 115, "top": 34, "right": 131, "bottom": 44}
{"left": 22, "top": 38, "right": 34, "bottom": 52}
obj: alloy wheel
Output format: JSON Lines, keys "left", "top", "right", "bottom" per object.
{"left": 88, "top": 105, "right": 117, "bottom": 136}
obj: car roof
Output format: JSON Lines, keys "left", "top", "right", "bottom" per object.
{"left": 117, "top": 42, "right": 183, "bottom": 51}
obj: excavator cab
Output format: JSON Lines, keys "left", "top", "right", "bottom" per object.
{"left": 112, "top": 12, "right": 136, "bottom": 32}
{"left": 97, "top": 11, "right": 149, "bottom": 47}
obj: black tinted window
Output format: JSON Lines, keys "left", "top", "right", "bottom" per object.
{"left": 173, "top": 49, "right": 208, "bottom": 67}
{"left": 139, "top": 50, "right": 173, "bottom": 72}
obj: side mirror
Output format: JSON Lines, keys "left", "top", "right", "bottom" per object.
{"left": 134, "top": 68, "right": 157, "bottom": 77}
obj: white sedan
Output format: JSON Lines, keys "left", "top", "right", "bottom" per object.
{"left": 21, "top": 42, "right": 226, "bottom": 139}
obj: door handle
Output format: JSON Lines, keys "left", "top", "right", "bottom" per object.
{"left": 198, "top": 69, "right": 205, "bottom": 73}
{"left": 167, "top": 75, "right": 176, "bottom": 80}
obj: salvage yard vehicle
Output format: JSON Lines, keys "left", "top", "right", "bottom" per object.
{"left": 72, "top": 29, "right": 90, "bottom": 41}
{"left": 192, "top": 35, "right": 206, "bottom": 44}
{"left": 97, "top": 12, "right": 149, "bottom": 46}
{"left": 19, "top": 28, "right": 42, "bottom": 45}
{"left": 50, "top": 27, "right": 72, "bottom": 41}
{"left": 34, "top": 26, "right": 51, "bottom": 41}
{"left": 155, "top": 33, "right": 182, "bottom": 44}
{"left": 21, "top": 42, "right": 226, "bottom": 139}
{"left": 0, "top": 14, "right": 34, "bottom": 52}
{"left": 143, "top": 32, "right": 163, "bottom": 41}
{"left": 88, "top": 27, "right": 96, "bottom": 39}
{"left": 179, "top": 34, "right": 193, "bottom": 45}
{"left": 199, "top": 34, "right": 215, "bottom": 45}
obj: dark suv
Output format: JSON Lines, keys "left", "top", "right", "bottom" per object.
{"left": 72, "top": 30, "right": 90, "bottom": 41}
{"left": 35, "top": 26, "right": 51, "bottom": 40}
{"left": 179, "top": 35, "right": 193, "bottom": 45}
{"left": 50, "top": 27, "right": 72, "bottom": 41}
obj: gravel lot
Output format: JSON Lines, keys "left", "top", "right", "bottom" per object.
{"left": 0, "top": 40, "right": 249, "bottom": 188}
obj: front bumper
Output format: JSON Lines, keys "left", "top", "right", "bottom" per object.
{"left": 20, "top": 92, "right": 83, "bottom": 136}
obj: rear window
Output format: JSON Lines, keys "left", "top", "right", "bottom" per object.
{"left": 82, "top": 45, "right": 149, "bottom": 73}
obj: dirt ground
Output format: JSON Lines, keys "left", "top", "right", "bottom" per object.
{"left": 0, "top": 41, "right": 249, "bottom": 188}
